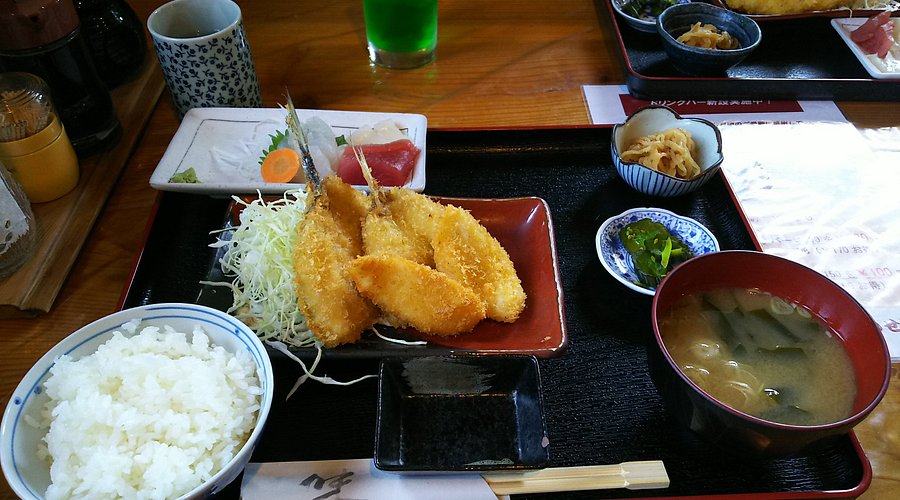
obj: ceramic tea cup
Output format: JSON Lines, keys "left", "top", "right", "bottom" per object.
{"left": 147, "top": 0, "right": 262, "bottom": 119}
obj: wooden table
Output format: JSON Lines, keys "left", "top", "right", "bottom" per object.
{"left": 2, "top": 1, "right": 898, "bottom": 498}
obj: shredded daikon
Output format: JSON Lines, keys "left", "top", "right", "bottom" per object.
{"left": 203, "top": 190, "right": 316, "bottom": 348}
{"left": 267, "top": 341, "right": 377, "bottom": 399}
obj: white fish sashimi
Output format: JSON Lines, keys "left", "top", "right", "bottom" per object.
{"left": 304, "top": 116, "right": 340, "bottom": 167}
{"left": 349, "top": 119, "right": 407, "bottom": 145}
{"left": 282, "top": 116, "right": 339, "bottom": 179}
{"left": 308, "top": 146, "right": 335, "bottom": 178}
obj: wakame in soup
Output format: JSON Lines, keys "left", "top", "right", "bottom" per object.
{"left": 659, "top": 287, "right": 856, "bottom": 426}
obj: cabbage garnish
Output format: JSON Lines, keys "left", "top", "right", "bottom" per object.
{"left": 204, "top": 190, "right": 381, "bottom": 395}
{"left": 851, "top": 0, "right": 900, "bottom": 10}
{"left": 204, "top": 190, "right": 316, "bottom": 348}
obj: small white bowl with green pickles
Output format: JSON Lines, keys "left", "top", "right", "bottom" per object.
{"left": 595, "top": 207, "right": 719, "bottom": 295}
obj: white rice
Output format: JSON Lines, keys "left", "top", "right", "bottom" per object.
{"left": 38, "top": 322, "right": 262, "bottom": 500}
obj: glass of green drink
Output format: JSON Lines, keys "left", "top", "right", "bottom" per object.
{"left": 364, "top": 0, "right": 438, "bottom": 69}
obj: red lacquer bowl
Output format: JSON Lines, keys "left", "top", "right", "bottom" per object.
{"left": 650, "top": 250, "right": 891, "bottom": 456}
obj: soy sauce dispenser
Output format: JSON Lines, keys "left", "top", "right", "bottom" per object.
{"left": 74, "top": 0, "right": 146, "bottom": 89}
{"left": 0, "top": 0, "right": 121, "bottom": 154}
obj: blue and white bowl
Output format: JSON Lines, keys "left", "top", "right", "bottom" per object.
{"left": 595, "top": 207, "right": 720, "bottom": 295}
{"left": 612, "top": 105, "right": 724, "bottom": 197}
{"left": 611, "top": 0, "right": 691, "bottom": 33}
{"left": 0, "top": 303, "right": 274, "bottom": 500}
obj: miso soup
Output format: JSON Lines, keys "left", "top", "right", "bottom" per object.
{"left": 659, "top": 287, "right": 856, "bottom": 426}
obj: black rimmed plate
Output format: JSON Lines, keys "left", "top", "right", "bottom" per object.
{"left": 374, "top": 354, "right": 549, "bottom": 473}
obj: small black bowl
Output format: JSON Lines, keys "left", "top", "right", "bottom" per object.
{"left": 375, "top": 354, "right": 549, "bottom": 472}
{"left": 657, "top": 2, "right": 761, "bottom": 76}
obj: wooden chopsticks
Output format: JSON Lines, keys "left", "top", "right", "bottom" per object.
{"left": 482, "top": 460, "right": 669, "bottom": 495}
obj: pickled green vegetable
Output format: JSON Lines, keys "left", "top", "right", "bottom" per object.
{"left": 619, "top": 218, "right": 692, "bottom": 287}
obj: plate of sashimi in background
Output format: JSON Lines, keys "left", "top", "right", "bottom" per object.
{"left": 149, "top": 107, "right": 427, "bottom": 195}
{"left": 196, "top": 195, "right": 568, "bottom": 359}
{"left": 832, "top": 16, "right": 900, "bottom": 79}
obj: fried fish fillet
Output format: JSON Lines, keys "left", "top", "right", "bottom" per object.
{"left": 362, "top": 187, "right": 447, "bottom": 266}
{"left": 293, "top": 180, "right": 378, "bottom": 348}
{"left": 723, "top": 0, "right": 851, "bottom": 14}
{"left": 348, "top": 255, "right": 486, "bottom": 336}
{"left": 433, "top": 205, "right": 527, "bottom": 323}
{"left": 322, "top": 175, "right": 368, "bottom": 251}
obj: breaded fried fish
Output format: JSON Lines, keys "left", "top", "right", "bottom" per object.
{"left": 433, "top": 205, "right": 527, "bottom": 323}
{"left": 723, "top": 0, "right": 850, "bottom": 14}
{"left": 285, "top": 94, "right": 378, "bottom": 348}
{"left": 362, "top": 187, "right": 447, "bottom": 266}
{"left": 348, "top": 255, "right": 486, "bottom": 336}
{"left": 293, "top": 191, "right": 378, "bottom": 348}
{"left": 321, "top": 175, "right": 369, "bottom": 251}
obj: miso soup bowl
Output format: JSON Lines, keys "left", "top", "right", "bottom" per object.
{"left": 649, "top": 250, "right": 891, "bottom": 456}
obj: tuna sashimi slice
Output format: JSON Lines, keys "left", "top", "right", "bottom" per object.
{"left": 850, "top": 11, "right": 895, "bottom": 58}
{"left": 337, "top": 139, "right": 420, "bottom": 187}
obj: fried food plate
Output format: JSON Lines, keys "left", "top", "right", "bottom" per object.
{"left": 708, "top": 0, "right": 889, "bottom": 19}
{"left": 198, "top": 196, "right": 567, "bottom": 359}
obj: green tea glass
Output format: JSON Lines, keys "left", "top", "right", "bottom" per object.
{"left": 364, "top": 0, "right": 438, "bottom": 69}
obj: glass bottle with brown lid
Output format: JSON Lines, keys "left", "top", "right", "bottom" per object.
{"left": 0, "top": 0, "right": 121, "bottom": 154}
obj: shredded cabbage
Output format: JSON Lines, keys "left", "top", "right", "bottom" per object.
{"left": 851, "top": 0, "right": 900, "bottom": 10}
{"left": 204, "top": 189, "right": 379, "bottom": 396}
{"left": 203, "top": 190, "right": 316, "bottom": 348}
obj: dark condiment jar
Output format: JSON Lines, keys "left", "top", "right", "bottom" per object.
{"left": 74, "top": 0, "right": 146, "bottom": 89}
{"left": 0, "top": 0, "right": 121, "bottom": 155}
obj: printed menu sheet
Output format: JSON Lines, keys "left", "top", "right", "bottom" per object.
{"left": 241, "top": 459, "right": 498, "bottom": 499}
{"left": 583, "top": 85, "right": 900, "bottom": 360}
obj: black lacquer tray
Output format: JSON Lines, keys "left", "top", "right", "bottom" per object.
{"left": 122, "top": 127, "right": 869, "bottom": 498}
{"left": 602, "top": 0, "right": 900, "bottom": 101}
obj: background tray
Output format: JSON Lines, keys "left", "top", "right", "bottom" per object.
{"left": 604, "top": 0, "right": 900, "bottom": 101}
{"left": 122, "top": 127, "right": 869, "bottom": 498}
{"left": 0, "top": 57, "right": 164, "bottom": 318}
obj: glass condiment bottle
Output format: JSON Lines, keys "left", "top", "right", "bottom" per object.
{"left": 0, "top": 71, "right": 79, "bottom": 202}
{"left": 74, "top": 0, "right": 146, "bottom": 89}
{"left": 0, "top": 0, "right": 121, "bottom": 155}
{"left": 0, "top": 161, "right": 37, "bottom": 280}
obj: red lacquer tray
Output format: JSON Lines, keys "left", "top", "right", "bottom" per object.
{"left": 604, "top": 0, "right": 900, "bottom": 101}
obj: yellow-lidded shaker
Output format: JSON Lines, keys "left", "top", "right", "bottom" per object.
{"left": 0, "top": 72, "right": 78, "bottom": 203}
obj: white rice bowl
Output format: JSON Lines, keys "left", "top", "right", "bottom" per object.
{"left": 1, "top": 303, "right": 274, "bottom": 500}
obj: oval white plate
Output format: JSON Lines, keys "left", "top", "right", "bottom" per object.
{"left": 595, "top": 207, "right": 720, "bottom": 295}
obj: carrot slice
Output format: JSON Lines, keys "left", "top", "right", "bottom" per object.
{"left": 260, "top": 148, "right": 301, "bottom": 183}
